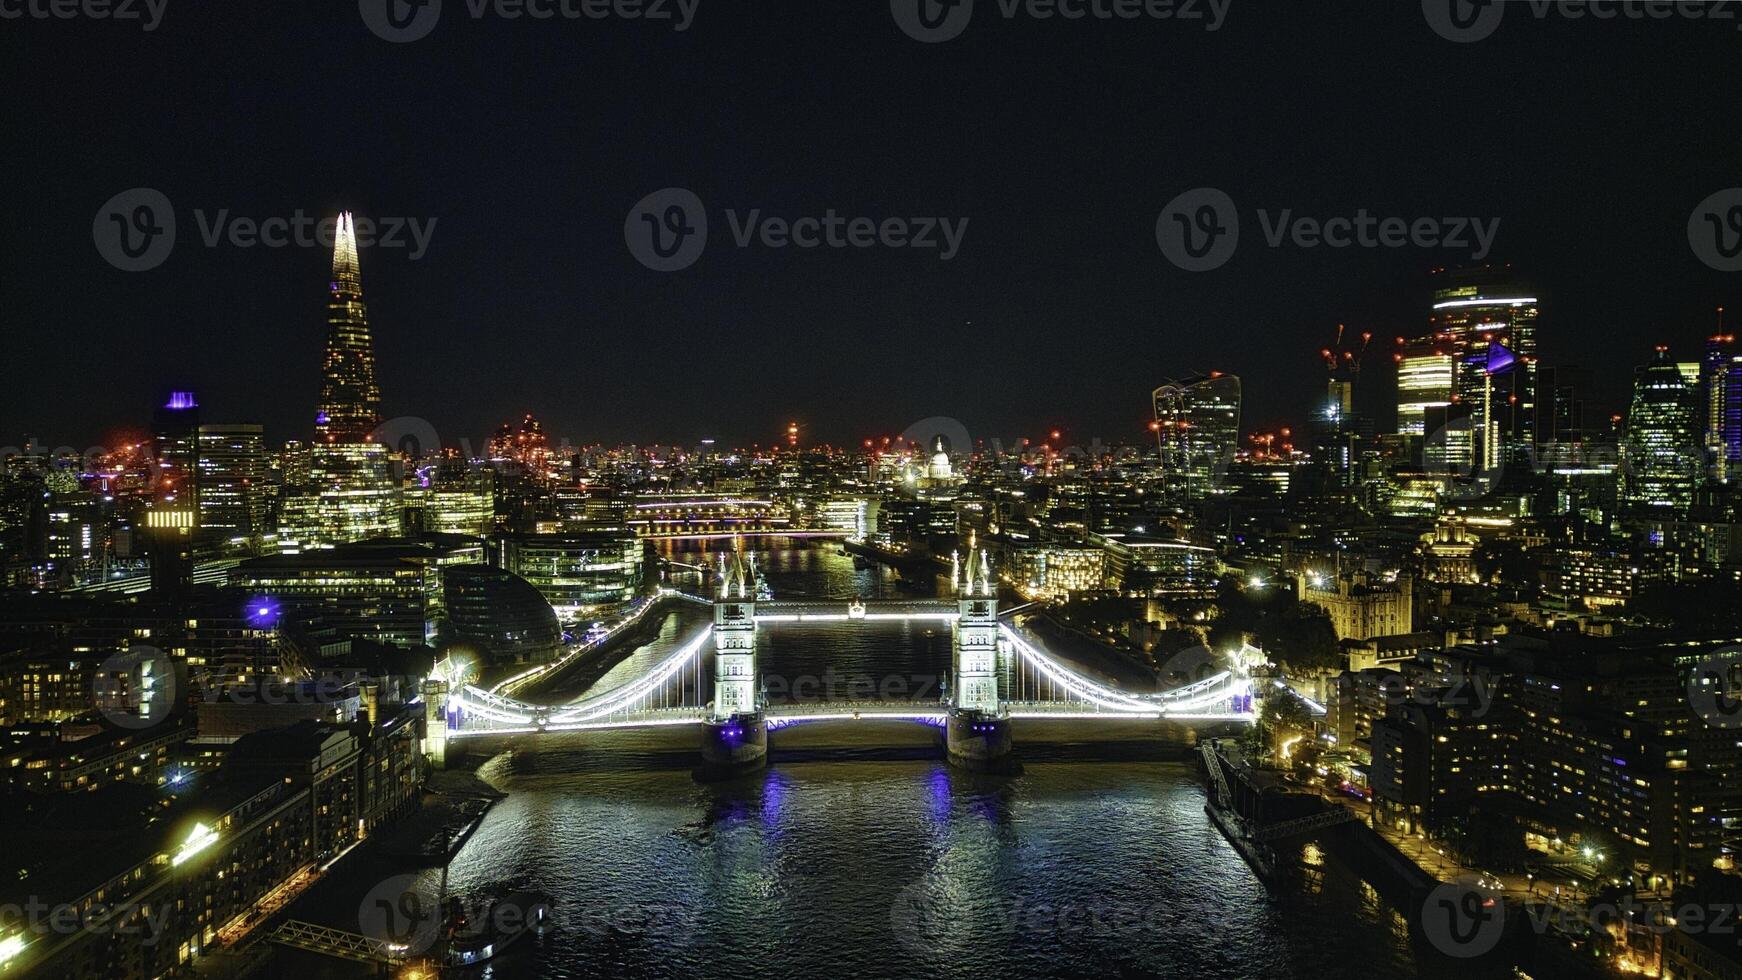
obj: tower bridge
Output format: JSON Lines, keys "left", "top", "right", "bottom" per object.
{"left": 425, "top": 545, "right": 1256, "bottom": 775}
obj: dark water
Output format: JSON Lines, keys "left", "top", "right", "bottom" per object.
{"left": 305, "top": 540, "right": 1470, "bottom": 979}
{"left": 442, "top": 751, "right": 1430, "bottom": 980}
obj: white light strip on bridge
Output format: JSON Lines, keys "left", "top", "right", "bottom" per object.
{"left": 753, "top": 613, "right": 958, "bottom": 623}
{"left": 448, "top": 727, "right": 540, "bottom": 738}
{"left": 1005, "top": 711, "right": 1161, "bottom": 720}
{"left": 490, "top": 595, "right": 665, "bottom": 697}
{"left": 454, "top": 689, "right": 534, "bottom": 725}
{"left": 1158, "top": 682, "right": 1250, "bottom": 714}
{"left": 998, "top": 626, "right": 1156, "bottom": 713}
{"left": 548, "top": 627, "right": 712, "bottom": 724}
{"left": 449, "top": 715, "right": 707, "bottom": 739}
{"left": 455, "top": 615, "right": 1254, "bottom": 734}
{"left": 1003, "top": 713, "right": 1261, "bottom": 720}
{"left": 1003, "top": 710, "right": 1254, "bottom": 721}
{"left": 765, "top": 711, "right": 947, "bottom": 723}
{"left": 1151, "top": 671, "right": 1230, "bottom": 701}
{"left": 1145, "top": 673, "right": 1252, "bottom": 715}
{"left": 544, "top": 715, "right": 704, "bottom": 732}
{"left": 1273, "top": 678, "right": 1327, "bottom": 715}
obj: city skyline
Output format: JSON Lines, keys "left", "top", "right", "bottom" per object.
{"left": 5, "top": 221, "right": 1731, "bottom": 459}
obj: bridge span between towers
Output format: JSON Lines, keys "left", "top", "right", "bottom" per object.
{"left": 421, "top": 547, "right": 1256, "bottom": 775}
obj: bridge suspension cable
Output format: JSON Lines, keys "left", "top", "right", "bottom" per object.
{"left": 548, "top": 627, "right": 712, "bottom": 724}
{"left": 445, "top": 606, "right": 1256, "bottom": 737}
{"left": 999, "top": 626, "right": 1157, "bottom": 713}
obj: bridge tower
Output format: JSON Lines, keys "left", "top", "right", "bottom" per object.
{"left": 946, "top": 540, "right": 1016, "bottom": 772}
{"left": 700, "top": 544, "right": 767, "bottom": 777}
{"left": 422, "top": 677, "right": 449, "bottom": 770}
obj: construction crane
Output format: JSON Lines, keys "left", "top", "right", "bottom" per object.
{"left": 1318, "top": 323, "right": 1374, "bottom": 378}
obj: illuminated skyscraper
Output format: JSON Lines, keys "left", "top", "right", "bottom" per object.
{"left": 1701, "top": 322, "right": 1735, "bottom": 482}
{"left": 197, "top": 423, "right": 272, "bottom": 553}
{"left": 278, "top": 213, "right": 401, "bottom": 552}
{"left": 412, "top": 463, "right": 495, "bottom": 536}
{"left": 316, "top": 212, "right": 382, "bottom": 444}
{"left": 146, "top": 391, "right": 201, "bottom": 595}
{"left": 1623, "top": 347, "right": 1701, "bottom": 515}
{"left": 153, "top": 391, "right": 201, "bottom": 498}
{"left": 1395, "top": 337, "right": 1455, "bottom": 437}
{"left": 1426, "top": 270, "right": 1539, "bottom": 471}
{"left": 1153, "top": 373, "right": 1241, "bottom": 507}
{"left": 1727, "top": 356, "right": 1742, "bottom": 480}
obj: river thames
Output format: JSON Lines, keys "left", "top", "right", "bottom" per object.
{"left": 289, "top": 539, "right": 1483, "bottom": 979}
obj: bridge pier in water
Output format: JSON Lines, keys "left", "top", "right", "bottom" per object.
{"left": 700, "top": 712, "right": 768, "bottom": 777}
{"left": 945, "top": 709, "right": 1017, "bottom": 773}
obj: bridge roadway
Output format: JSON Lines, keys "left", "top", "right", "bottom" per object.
{"left": 441, "top": 597, "right": 1257, "bottom": 741}
{"left": 752, "top": 598, "right": 957, "bottom": 622}
{"left": 447, "top": 695, "right": 1251, "bottom": 739}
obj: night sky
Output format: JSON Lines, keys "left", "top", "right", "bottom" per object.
{"left": 4, "top": 2, "right": 1738, "bottom": 453}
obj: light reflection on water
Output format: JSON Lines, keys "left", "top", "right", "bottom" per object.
{"left": 452, "top": 752, "right": 1438, "bottom": 979}
{"left": 436, "top": 541, "right": 1450, "bottom": 979}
